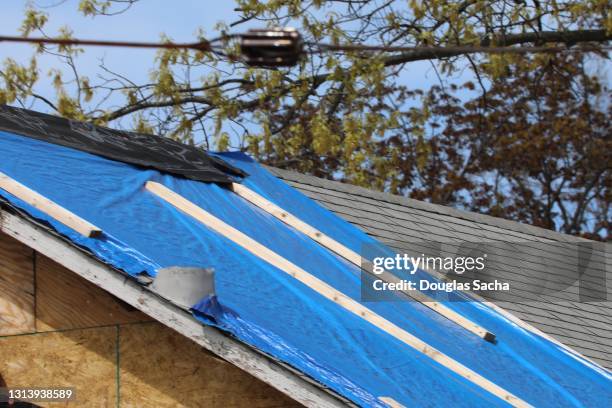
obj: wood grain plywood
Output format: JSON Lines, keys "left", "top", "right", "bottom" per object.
{"left": 0, "top": 326, "right": 117, "bottom": 407}
{"left": 0, "top": 231, "right": 35, "bottom": 335}
{"left": 36, "top": 254, "right": 151, "bottom": 332}
{"left": 119, "top": 322, "right": 302, "bottom": 408}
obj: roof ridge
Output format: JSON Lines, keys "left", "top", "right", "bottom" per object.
{"left": 265, "top": 166, "right": 601, "bottom": 244}
{"left": 0, "top": 105, "right": 244, "bottom": 183}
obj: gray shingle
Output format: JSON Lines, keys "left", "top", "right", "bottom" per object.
{"left": 270, "top": 166, "right": 612, "bottom": 370}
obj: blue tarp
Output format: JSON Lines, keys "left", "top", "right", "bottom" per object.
{"left": 0, "top": 129, "right": 610, "bottom": 407}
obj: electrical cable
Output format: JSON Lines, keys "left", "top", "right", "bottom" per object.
{"left": 0, "top": 29, "right": 609, "bottom": 68}
{"left": 0, "top": 34, "right": 215, "bottom": 51}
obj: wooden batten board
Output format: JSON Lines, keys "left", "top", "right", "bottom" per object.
{"left": 146, "top": 181, "right": 531, "bottom": 408}
{"left": 231, "top": 182, "right": 362, "bottom": 265}
{"left": 230, "top": 182, "right": 494, "bottom": 341}
{"left": 421, "top": 263, "right": 611, "bottom": 372}
{"left": 0, "top": 172, "right": 101, "bottom": 238}
{"left": 0, "top": 209, "right": 348, "bottom": 408}
{"left": 379, "top": 396, "right": 406, "bottom": 408}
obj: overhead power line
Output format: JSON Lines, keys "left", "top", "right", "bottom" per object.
{"left": 0, "top": 28, "right": 609, "bottom": 68}
{"left": 0, "top": 35, "right": 214, "bottom": 52}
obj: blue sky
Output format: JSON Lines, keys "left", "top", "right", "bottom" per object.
{"left": 1, "top": 1, "right": 240, "bottom": 108}
{"left": 1, "top": 1, "right": 608, "bottom": 236}
{"left": 1, "top": 1, "right": 607, "bottom": 120}
{"left": 1, "top": 0, "right": 459, "bottom": 115}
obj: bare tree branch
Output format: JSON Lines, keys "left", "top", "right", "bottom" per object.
{"left": 383, "top": 30, "right": 610, "bottom": 66}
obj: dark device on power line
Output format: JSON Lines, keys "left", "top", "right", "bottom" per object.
{"left": 239, "top": 28, "right": 303, "bottom": 67}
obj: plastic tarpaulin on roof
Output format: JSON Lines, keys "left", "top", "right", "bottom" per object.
{"left": 0, "top": 129, "right": 610, "bottom": 407}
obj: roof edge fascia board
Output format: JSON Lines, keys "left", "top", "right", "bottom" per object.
{"left": 0, "top": 208, "right": 351, "bottom": 408}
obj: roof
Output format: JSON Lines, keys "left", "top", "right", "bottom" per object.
{"left": 0, "top": 105, "right": 244, "bottom": 183}
{"left": 0, "top": 107, "right": 610, "bottom": 407}
{"left": 268, "top": 166, "right": 612, "bottom": 370}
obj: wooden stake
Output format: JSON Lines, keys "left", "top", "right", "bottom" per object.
{"left": 379, "top": 396, "right": 406, "bottom": 408}
{"left": 145, "top": 181, "right": 530, "bottom": 408}
{"left": 0, "top": 172, "right": 101, "bottom": 238}
{"left": 231, "top": 182, "right": 495, "bottom": 342}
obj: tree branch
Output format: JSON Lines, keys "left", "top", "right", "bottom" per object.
{"left": 383, "top": 29, "right": 610, "bottom": 66}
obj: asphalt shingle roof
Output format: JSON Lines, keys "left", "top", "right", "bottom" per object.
{"left": 267, "top": 166, "right": 612, "bottom": 370}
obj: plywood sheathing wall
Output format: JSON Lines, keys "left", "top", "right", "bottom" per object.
{"left": 1, "top": 326, "right": 118, "bottom": 406}
{"left": 119, "top": 323, "right": 302, "bottom": 407}
{"left": 0, "top": 232, "right": 302, "bottom": 407}
{"left": 35, "top": 254, "right": 150, "bottom": 332}
{"left": 0, "top": 232, "right": 35, "bottom": 335}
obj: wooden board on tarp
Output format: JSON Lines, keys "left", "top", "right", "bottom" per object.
{"left": 0, "top": 326, "right": 117, "bottom": 406}
{"left": 0, "top": 231, "right": 35, "bottom": 335}
{"left": 1, "top": 209, "right": 345, "bottom": 408}
{"left": 0, "top": 172, "right": 102, "bottom": 238}
{"left": 36, "top": 254, "right": 151, "bottom": 332}
{"left": 231, "top": 182, "right": 495, "bottom": 342}
{"left": 146, "top": 181, "right": 529, "bottom": 408}
{"left": 119, "top": 322, "right": 302, "bottom": 408}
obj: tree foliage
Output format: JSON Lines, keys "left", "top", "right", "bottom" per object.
{"left": 1, "top": 0, "right": 610, "bottom": 238}
{"left": 395, "top": 54, "right": 610, "bottom": 239}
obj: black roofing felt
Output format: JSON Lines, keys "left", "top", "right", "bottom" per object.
{"left": 0, "top": 105, "right": 245, "bottom": 183}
